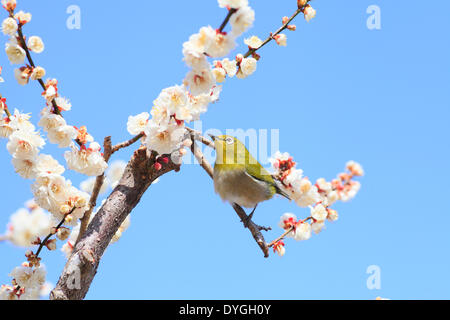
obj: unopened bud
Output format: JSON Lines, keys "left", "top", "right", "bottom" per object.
{"left": 297, "top": 0, "right": 308, "bottom": 8}
{"left": 287, "top": 24, "right": 296, "bottom": 31}
{"left": 30, "top": 66, "right": 46, "bottom": 80}
{"left": 56, "top": 227, "right": 71, "bottom": 241}
{"left": 65, "top": 214, "right": 73, "bottom": 224}
{"left": 31, "top": 237, "right": 41, "bottom": 245}
{"left": 327, "top": 209, "right": 339, "bottom": 222}
{"left": 75, "top": 197, "right": 87, "bottom": 208}
{"left": 45, "top": 239, "right": 57, "bottom": 251}
{"left": 60, "top": 204, "right": 72, "bottom": 215}
{"left": 153, "top": 162, "right": 162, "bottom": 171}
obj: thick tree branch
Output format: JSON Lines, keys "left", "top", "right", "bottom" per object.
{"left": 76, "top": 134, "right": 144, "bottom": 243}
{"left": 50, "top": 147, "right": 181, "bottom": 300}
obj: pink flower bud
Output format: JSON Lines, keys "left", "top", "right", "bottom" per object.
{"left": 154, "top": 162, "right": 162, "bottom": 171}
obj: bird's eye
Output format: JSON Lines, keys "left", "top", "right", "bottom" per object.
{"left": 226, "top": 137, "right": 234, "bottom": 145}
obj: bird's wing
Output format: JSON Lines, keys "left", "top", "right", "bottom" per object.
{"left": 244, "top": 153, "right": 291, "bottom": 200}
{"left": 245, "top": 162, "right": 275, "bottom": 185}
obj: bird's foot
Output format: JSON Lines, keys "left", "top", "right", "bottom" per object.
{"left": 241, "top": 215, "right": 271, "bottom": 232}
{"left": 256, "top": 224, "right": 272, "bottom": 232}
{"left": 241, "top": 209, "right": 255, "bottom": 228}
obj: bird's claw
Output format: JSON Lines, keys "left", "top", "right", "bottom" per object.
{"left": 241, "top": 215, "right": 271, "bottom": 232}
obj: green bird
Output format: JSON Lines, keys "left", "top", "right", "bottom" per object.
{"left": 210, "top": 134, "right": 290, "bottom": 221}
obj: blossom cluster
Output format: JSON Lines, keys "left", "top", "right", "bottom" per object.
{"left": 1, "top": 0, "right": 108, "bottom": 177}
{"left": 0, "top": 262, "right": 47, "bottom": 300}
{"left": 126, "top": 0, "right": 259, "bottom": 159}
{"left": 270, "top": 152, "right": 364, "bottom": 256}
{"left": 0, "top": 104, "right": 89, "bottom": 226}
{"left": 126, "top": 0, "right": 317, "bottom": 161}
{"left": 3, "top": 199, "right": 51, "bottom": 247}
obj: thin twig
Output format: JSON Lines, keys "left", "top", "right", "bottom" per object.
{"left": 186, "top": 127, "right": 215, "bottom": 149}
{"left": 35, "top": 216, "right": 66, "bottom": 257}
{"left": 267, "top": 217, "right": 312, "bottom": 248}
{"left": 12, "top": 13, "right": 61, "bottom": 115}
{"left": 243, "top": 1, "right": 311, "bottom": 58}
{"left": 112, "top": 133, "right": 144, "bottom": 153}
{"left": 218, "top": 8, "right": 238, "bottom": 33}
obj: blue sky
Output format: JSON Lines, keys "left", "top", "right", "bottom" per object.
{"left": 0, "top": 0, "right": 449, "bottom": 299}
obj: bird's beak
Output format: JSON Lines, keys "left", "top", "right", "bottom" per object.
{"left": 208, "top": 134, "right": 216, "bottom": 141}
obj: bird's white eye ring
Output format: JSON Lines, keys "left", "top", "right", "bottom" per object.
{"left": 226, "top": 137, "right": 234, "bottom": 145}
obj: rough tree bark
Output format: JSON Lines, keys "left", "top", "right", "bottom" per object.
{"left": 50, "top": 147, "right": 180, "bottom": 300}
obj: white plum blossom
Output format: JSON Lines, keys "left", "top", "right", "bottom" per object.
{"left": 154, "top": 85, "right": 190, "bottom": 120}
{"left": 7, "top": 129, "right": 45, "bottom": 160}
{"left": 27, "top": 36, "right": 44, "bottom": 53}
{"left": 64, "top": 144, "right": 108, "bottom": 177}
{"left": 188, "top": 26, "right": 216, "bottom": 53}
{"left": 274, "top": 34, "right": 287, "bottom": 46}
{"left": 206, "top": 32, "right": 236, "bottom": 58}
{"left": 182, "top": 42, "right": 210, "bottom": 71}
{"left": 32, "top": 174, "right": 71, "bottom": 214}
{"left": 212, "top": 67, "right": 226, "bottom": 83}
{"left": 12, "top": 157, "right": 37, "bottom": 179}
{"left": 47, "top": 124, "right": 77, "bottom": 148}
{"left": 34, "top": 154, "right": 65, "bottom": 177}
{"left": 184, "top": 68, "right": 216, "bottom": 96}
{"left": 311, "top": 204, "right": 327, "bottom": 221}
{"left": 14, "top": 10, "right": 31, "bottom": 24}
{"left": 127, "top": 112, "right": 149, "bottom": 135}
{"left": 229, "top": 5, "right": 255, "bottom": 36}
{"left": 304, "top": 5, "right": 317, "bottom": 22}
{"left": 5, "top": 207, "right": 51, "bottom": 247}
{"left": 9, "top": 264, "right": 46, "bottom": 290}
{"left": 311, "top": 221, "right": 325, "bottom": 234}
{"left": 1, "top": 17, "right": 18, "bottom": 36}
{"left": 1, "top": 0, "right": 16, "bottom": 12}
{"left": 244, "top": 35, "right": 262, "bottom": 49}
{"left": 30, "top": 66, "right": 46, "bottom": 80}
{"left": 217, "top": 0, "right": 248, "bottom": 9}
{"left": 0, "top": 285, "right": 18, "bottom": 300}
{"left": 38, "top": 111, "right": 66, "bottom": 132}
{"left": 220, "top": 58, "right": 237, "bottom": 77}
{"left": 0, "top": 118, "right": 14, "bottom": 138}
{"left": 149, "top": 103, "right": 171, "bottom": 132}
{"left": 54, "top": 97, "right": 71, "bottom": 112}
{"left": 346, "top": 160, "right": 364, "bottom": 177}
{"left": 144, "top": 122, "right": 186, "bottom": 155}
{"left": 278, "top": 212, "right": 297, "bottom": 231}
{"left": 5, "top": 40, "right": 26, "bottom": 64}
{"left": 237, "top": 57, "right": 257, "bottom": 78}
{"left": 294, "top": 222, "right": 312, "bottom": 241}
{"left": 14, "top": 67, "right": 30, "bottom": 85}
